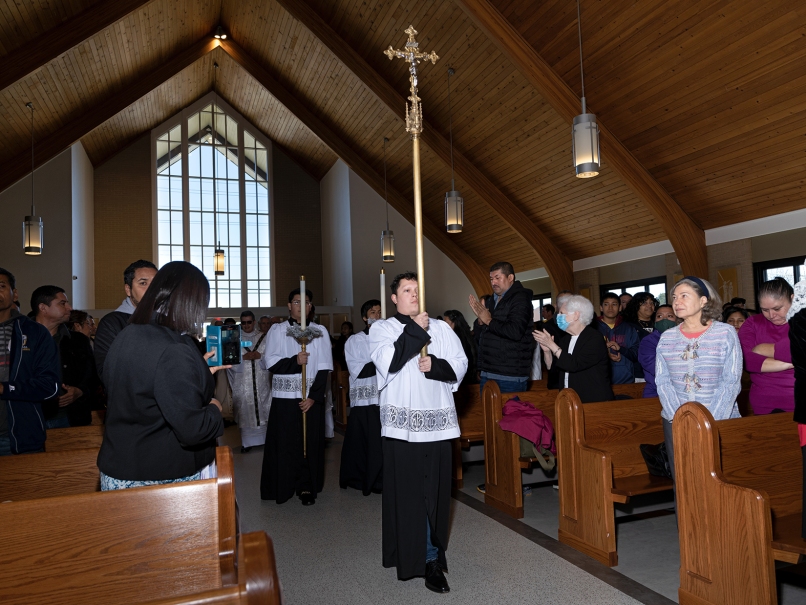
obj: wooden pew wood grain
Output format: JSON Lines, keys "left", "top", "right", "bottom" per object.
{"left": 45, "top": 424, "right": 105, "bottom": 452}
{"left": 0, "top": 447, "right": 100, "bottom": 501}
{"left": 674, "top": 403, "right": 804, "bottom": 605}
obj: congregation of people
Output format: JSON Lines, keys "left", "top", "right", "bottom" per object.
{"left": 2, "top": 256, "right": 806, "bottom": 596}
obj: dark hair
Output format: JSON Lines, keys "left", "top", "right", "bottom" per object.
{"left": 489, "top": 262, "right": 514, "bottom": 277}
{"left": 620, "top": 292, "right": 632, "bottom": 299}
{"left": 360, "top": 299, "right": 381, "bottom": 319}
{"left": 443, "top": 309, "right": 477, "bottom": 377}
{"left": 123, "top": 260, "right": 157, "bottom": 288}
{"left": 223, "top": 318, "right": 236, "bottom": 325}
{"left": 0, "top": 267, "right": 16, "bottom": 290}
{"left": 240, "top": 310, "right": 255, "bottom": 320}
{"left": 288, "top": 288, "right": 314, "bottom": 303}
{"left": 622, "top": 292, "right": 657, "bottom": 325}
{"left": 758, "top": 277, "right": 794, "bottom": 301}
{"left": 600, "top": 291, "right": 620, "bottom": 304}
{"left": 721, "top": 306, "right": 748, "bottom": 323}
{"left": 730, "top": 297, "right": 746, "bottom": 305}
{"left": 69, "top": 310, "right": 89, "bottom": 329}
{"left": 541, "top": 304, "right": 555, "bottom": 314}
{"left": 129, "top": 261, "right": 209, "bottom": 337}
{"left": 390, "top": 272, "right": 417, "bottom": 295}
{"left": 31, "top": 285, "right": 65, "bottom": 314}
{"left": 341, "top": 321, "right": 353, "bottom": 329}
{"left": 656, "top": 303, "right": 674, "bottom": 314}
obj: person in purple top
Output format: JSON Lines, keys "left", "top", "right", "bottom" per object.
{"left": 638, "top": 304, "right": 677, "bottom": 398}
{"left": 738, "top": 278, "right": 795, "bottom": 414}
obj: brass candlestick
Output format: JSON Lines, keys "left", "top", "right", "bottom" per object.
{"left": 385, "top": 26, "right": 438, "bottom": 357}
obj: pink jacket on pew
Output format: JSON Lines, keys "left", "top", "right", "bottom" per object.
{"left": 499, "top": 398, "right": 556, "bottom": 455}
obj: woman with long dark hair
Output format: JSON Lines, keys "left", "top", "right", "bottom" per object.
{"left": 443, "top": 310, "right": 478, "bottom": 385}
{"left": 621, "top": 292, "right": 658, "bottom": 380}
{"left": 97, "top": 261, "right": 226, "bottom": 490}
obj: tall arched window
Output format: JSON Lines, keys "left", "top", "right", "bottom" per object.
{"left": 152, "top": 94, "right": 273, "bottom": 309}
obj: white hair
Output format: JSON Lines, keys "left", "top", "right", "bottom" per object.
{"left": 556, "top": 293, "right": 573, "bottom": 309}
{"left": 562, "top": 295, "right": 594, "bottom": 326}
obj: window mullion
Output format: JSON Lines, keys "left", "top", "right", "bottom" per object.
{"left": 238, "top": 122, "right": 248, "bottom": 306}
{"left": 181, "top": 112, "right": 190, "bottom": 262}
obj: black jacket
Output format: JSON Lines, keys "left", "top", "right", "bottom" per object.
{"left": 94, "top": 310, "right": 130, "bottom": 380}
{"left": 554, "top": 325, "right": 614, "bottom": 403}
{"left": 475, "top": 281, "right": 535, "bottom": 378}
{"left": 58, "top": 329, "right": 98, "bottom": 426}
{"left": 97, "top": 323, "right": 224, "bottom": 481}
{"left": 791, "top": 308, "right": 806, "bottom": 424}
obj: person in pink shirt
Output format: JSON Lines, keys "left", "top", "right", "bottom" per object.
{"left": 738, "top": 278, "right": 795, "bottom": 414}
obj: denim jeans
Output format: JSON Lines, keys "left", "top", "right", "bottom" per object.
{"left": 426, "top": 517, "right": 439, "bottom": 563}
{"left": 479, "top": 376, "right": 528, "bottom": 397}
{"left": 0, "top": 434, "right": 11, "bottom": 456}
{"left": 45, "top": 413, "right": 70, "bottom": 430}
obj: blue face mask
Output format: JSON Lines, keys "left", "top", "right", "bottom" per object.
{"left": 556, "top": 313, "right": 569, "bottom": 331}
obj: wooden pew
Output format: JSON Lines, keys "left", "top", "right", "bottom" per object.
{"left": 0, "top": 446, "right": 238, "bottom": 604}
{"left": 555, "top": 389, "right": 672, "bottom": 566}
{"left": 452, "top": 379, "right": 547, "bottom": 488}
{"left": 46, "top": 423, "right": 105, "bottom": 451}
{"left": 674, "top": 402, "right": 805, "bottom": 605}
{"left": 0, "top": 447, "right": 100, "bottom": 501}
{"left": 331, "top": 363, "right": 350, "bottom": 433}
{"left": 140, "top": 531, "right": 281, "bottom": 605}
{"left": 481, "top": 381, "right": 646, "bottom": 517}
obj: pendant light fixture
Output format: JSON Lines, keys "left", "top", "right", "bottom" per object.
{"left": 211, "top": 62, "right": 225, "bottom": 276}
{"left": 444, "top": 67, "right": 463, "bottom": 232}
{"left": 381, "top": 137, "right": 395, "bottom": 262}
{"left": 23, "top": 102, "right": 43, "bottom": 255}
{"left": 214, "top": 25, "right": 227, "bottom": 40}
{"left": 572, "top": 0, "right": 600, "bottom": 178}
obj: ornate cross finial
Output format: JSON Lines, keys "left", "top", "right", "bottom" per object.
{"left": 384, "top": 25, "right": 438, "bottom": 137}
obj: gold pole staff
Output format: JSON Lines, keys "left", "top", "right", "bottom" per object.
{"left": 385, "top": 26, "right": 438, "bottom": 357}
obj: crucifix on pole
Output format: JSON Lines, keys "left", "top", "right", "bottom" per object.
{"left": 384, "top": 25, "right": 438, "bottom": 357}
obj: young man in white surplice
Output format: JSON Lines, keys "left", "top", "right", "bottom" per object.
{"left": 369, "top": 272, "right": 467, "bottom": 594}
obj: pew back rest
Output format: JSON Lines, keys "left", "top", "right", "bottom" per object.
{"left": 0, "top": 447, "right": 100, "bottom": 501}
{"left": 456, "top": 379, "right": 549, "bottom": 438}
{"left": 611, "top": 382, "right": 647, "bottom": 399}
{"left": 716, "top": 412, "right": 802, "bottom": 519}
{"left": 578, "top": 397, "right": 664, "bottom": 479}
{"left": 45, "top": 424, "right": 105, "bottom": 452}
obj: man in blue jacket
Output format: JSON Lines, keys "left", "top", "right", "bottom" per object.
{"left": 595, "top": 292, "right": 639, "bottom": 384}
{"left": 0, "top": 268, "right": 61, "bottom": 455}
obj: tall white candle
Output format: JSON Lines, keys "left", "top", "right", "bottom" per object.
{"left": 380, "top": 269, "right": 386, "bottom": 319}
{"left": 300, "top": 275, "right": 306, "bottom": 330}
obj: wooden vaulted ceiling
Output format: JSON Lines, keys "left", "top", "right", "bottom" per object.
{"left": 1, "top": 0, "right": 805, "bottom": 287}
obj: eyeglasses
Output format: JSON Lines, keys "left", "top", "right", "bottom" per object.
{"left": 291, "top": 301, "right": 312, "bottom": 306}
{"left": 242, "top": 320, "right": 254, "bottom": 325}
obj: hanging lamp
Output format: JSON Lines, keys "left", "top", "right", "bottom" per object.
{"left": 444, "top": 67, "right": 463, "bottom": 232}
{"left": 211, "top": 62, "right": 225, "bottom": 276}
{"left": 214, "top": 25, "right": 227, "bottom": 40}
{"left": 572, "top": 0, "right": 600, "bottom": 178}
{"left": 22, "top": 102, "right": 43, "bottom": 255}
{"left": 381, "top": 137, "right": 395, "bottom": 262}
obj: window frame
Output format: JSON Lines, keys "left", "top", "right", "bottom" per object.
{"left": 599, "top": 275, "right": 668, "bottom": 305}
{"left": 753, "top": 255, "right": 805, "bottom": 308}
{"left": 531, "top": 292, "right": 553, "bottom": 322}
{"left": 150, "top": 92, "right": 276, "bottom": 310}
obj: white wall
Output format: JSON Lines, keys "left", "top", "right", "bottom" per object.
{"left": 320, "top": 160, "right": 353, "bottom": 308}
{"left": 320, "top": 160, "right": 475, "bottom": 327}
{"left": 0, "top": 148, "right": 73, "bottom": 311}
{"left": 71, "top": 142, "right": 95, "bottom": 309}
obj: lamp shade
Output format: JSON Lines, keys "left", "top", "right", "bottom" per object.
{"left": 445, "top": 190, "right": 463, "bottom": 233}
{"left": 214, "top": 247, "right": 226, "bottom": 275}
{"left": 23, "top": 215, "right": 43, "bottom": 255}
{"left": 381, "top": 229, "right": 395, "bottom": 262}
{"left": 572, "top": 112, "right": 600, "bottom": 178}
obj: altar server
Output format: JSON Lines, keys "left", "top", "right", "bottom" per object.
{"left": 339, "top": 298, "right": 384, "bottom": 495}
{"left": 227, "top": 310, "right": 270, "bottom": 452}
{"left": 260, "top": 288, "right": 333, "bottom": 506}
{"left": 369, "top": 272, "right": 467, "bottom": 593}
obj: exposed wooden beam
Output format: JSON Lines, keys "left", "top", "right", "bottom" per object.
{"left": 0, "top": 38, "right": 218, "bottom": 195}
{"left": 0, "top": 0, "right": 156, "bottom": 94}
{"left": 274, "top": 0, "right": 574, "bottom": 292}
{"left": 218, "top": 39, "right": 490, "bottom": 296}
{"left": 456, "top": 0, "right": 708, "bottom": 278}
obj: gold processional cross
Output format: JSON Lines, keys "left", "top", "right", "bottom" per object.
{"left": 384, "top": 26, "right": 438, "bottom": 355}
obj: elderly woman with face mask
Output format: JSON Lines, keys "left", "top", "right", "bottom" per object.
{"left": 656, "top": 277, "right": 742, "bottom": 481}
{"left": 533, "top": 295, "right": 613, "bottom": 403}
{"left": 738, "top": 278, "right": 795, "bottom": 415}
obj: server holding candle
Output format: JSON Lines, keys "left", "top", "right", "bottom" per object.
{"left": 259, "top": 283, "right": 333, "bottom": 506}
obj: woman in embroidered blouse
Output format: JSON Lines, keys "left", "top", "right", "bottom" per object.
{"left": 738, "top": 278, "right": 795, "bottom": 414}
{"left": 655, "top": 277, "right": 742, "bottom": 481}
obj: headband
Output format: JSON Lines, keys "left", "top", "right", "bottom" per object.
{"left": 682, "top": 276, "right": 710, "bottom": 300}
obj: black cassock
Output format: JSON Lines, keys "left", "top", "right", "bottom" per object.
{"left": 339, "top": 405, "right": 383, "bottom": 495}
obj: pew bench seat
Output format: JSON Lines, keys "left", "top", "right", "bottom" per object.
{"left": 518, "top": 453, "right": 552, "bottom": 469}
{"left": 771, "top": 514, "right": 806, "bottom": 563}
{"left": 610, "top": 474, "right": 674, "bottom": 502}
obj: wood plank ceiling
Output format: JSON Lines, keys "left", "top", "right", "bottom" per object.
{"left": 1, "top": 0, "right": 804, "bottom": 275}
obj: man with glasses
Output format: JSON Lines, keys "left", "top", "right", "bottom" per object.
{"left": 227, "top": 311, "right": 271, "bottom": 453}
{"left": 260, "top": 288, "right": 333, "bottom": 506}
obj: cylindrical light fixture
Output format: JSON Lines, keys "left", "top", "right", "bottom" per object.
{"left": 214, "top": 25, "right": 227, "bottom": 40}
{"left": 214, "top": 243, "right": 226, "bottom": 276}
{"left": 444, "top": 190, "right": 463, "bottom": 232}
{"left": 381, "top": 229, "right": 395, "bottom": 262}
{"left": 572, "top": 0, "right": 600, "bottom": 179}
{"left": 23, "top": 102, "right": 43, "bottom": 255}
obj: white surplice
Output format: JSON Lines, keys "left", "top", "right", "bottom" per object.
{"left": 227, "top": 328, "right": 271, "bottom": 429}
{"left": 369, "top": 316, "right": 467, "bottom": 442}
{"left": 262, "top": 320, "right": 333, "bottom": 399}
{"left": 345, "top": 330, "right": 379, "bottom": 407}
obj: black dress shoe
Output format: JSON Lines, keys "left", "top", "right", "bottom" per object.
{"left": 300, "top": 491, "right": 316, "bottom": 506}
{"left": 424, "top": 560, "right": 450, "bottom": 593}
{"left": 240, "top": 446, "right": 252, "bottom": 453}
